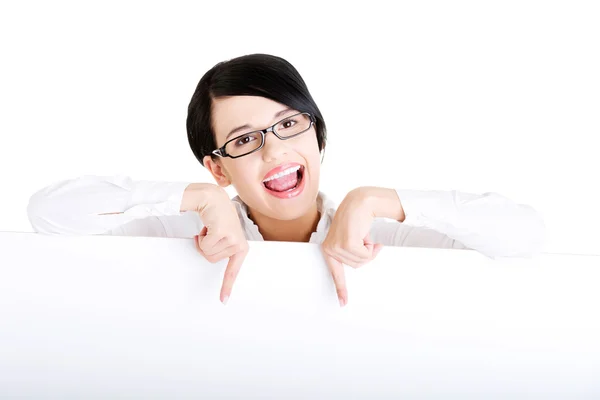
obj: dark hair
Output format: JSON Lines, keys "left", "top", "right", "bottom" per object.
{"left": 186, "top": 54, "right": 327, "bottom": 167}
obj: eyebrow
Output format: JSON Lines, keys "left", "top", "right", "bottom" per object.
{"left": 225, "top": 108, "right": 295, "bottom": 141}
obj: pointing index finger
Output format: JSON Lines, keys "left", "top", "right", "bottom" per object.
{"left": 324, "top": 254, "right": 348, "bottom": 307}
{"left": 220, "top": 249, "right": 247, "bottom": 305}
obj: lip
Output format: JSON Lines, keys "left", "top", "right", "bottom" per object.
{"left": 262, "top": 162, "right": 304, "bottom": 182}
{"left": 262, "top": 165, "right": 306, "bottom": 199}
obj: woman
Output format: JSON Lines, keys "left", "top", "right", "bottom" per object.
{"left": 27, "top": 54, "right": 545, "bottom": 306}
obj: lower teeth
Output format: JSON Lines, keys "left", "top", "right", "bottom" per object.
{"left": 265, "top": 170, "right": 302, "bottom": 192}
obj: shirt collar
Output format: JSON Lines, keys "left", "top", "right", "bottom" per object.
{"left": 231, "top": 192, "right": 337, "bottom": 243}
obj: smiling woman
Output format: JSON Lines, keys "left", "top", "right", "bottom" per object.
{"left": 26, "top": 54, "right": 546, "bottom": 307}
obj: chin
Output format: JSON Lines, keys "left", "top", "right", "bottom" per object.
{"left": 265, "top": 192, "right": 318, "bottom": 220}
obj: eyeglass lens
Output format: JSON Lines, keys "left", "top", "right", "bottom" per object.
{"left": 225, "top": 113, "right": 312, "bottom": 157}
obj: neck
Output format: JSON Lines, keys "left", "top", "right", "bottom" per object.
{"left": 248, "top": 202, "right": 320, "bottom": 243}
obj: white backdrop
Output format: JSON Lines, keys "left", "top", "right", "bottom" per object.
{"left": 1, "top": 232, "right": 599, "bottom": 398}
{"left": 1, "top": 1, "right": 599, "bottom": 254}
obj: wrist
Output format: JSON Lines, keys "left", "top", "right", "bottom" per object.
{"left": 181, "top": 183, "right": 227, "bottom": 214}
{"left": 356, "top": 186, "right": 405, "bottom": 222}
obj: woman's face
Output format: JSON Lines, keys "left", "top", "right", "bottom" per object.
{"left": 204, "top": 95, "right": 321, "bottom": 220}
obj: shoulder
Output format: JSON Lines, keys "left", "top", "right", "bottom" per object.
{"left": 317, "top": 191, "right": 337, "bottom": 219}
{"left": 231, "top": 195, "right": 250, "bottom": 220}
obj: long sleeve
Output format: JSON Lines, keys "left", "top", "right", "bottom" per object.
{"left": 27, "top": 174, "right": 193, "bottom": 236}
{"left": 371, "top": 189, "right": 546, "bottom": 258}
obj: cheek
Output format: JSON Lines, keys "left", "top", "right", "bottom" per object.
{"left": 226, "top": 162, "right": 260, "bottom": 191}
{"left": 299, "top": 131, "right": 321, "bottom": 158}
{"left": 308, "top": 157, "right": 321, "bottom": 183}
{"left": 302, "top": 150, "right": 321, "bottom": 186}
{"left": 306, "top": 140, "right": 322, "bottom": 167}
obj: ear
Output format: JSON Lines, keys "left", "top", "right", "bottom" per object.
{"left": 319, "top": 141, "right": 327, "bottom": 164}
{"left": 203, "top": 155, "right": 231, "bottom": 187}
{"left": 320, "top": 133, "right": 327, "bottom": 152}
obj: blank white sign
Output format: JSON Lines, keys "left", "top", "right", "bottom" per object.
{"left": 1, "top": 232, "right": 599, "bottom": 399}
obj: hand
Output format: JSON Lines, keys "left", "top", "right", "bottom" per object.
{"left": 321, "top": 188, "right": 384, "bottom": 307}
{"left": 185, "top": 184, "right": 249, "bottom": 305}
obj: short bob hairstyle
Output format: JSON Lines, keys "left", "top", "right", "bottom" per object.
{"left": 186, "top": 54, "right": 327, "bottom": 167}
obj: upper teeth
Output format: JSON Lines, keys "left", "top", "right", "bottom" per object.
{"left": 263, "top": 165, "right": 301, "bottom": 182}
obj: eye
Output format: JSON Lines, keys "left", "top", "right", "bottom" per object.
{"left": 280, "top": 119, "right": 297, "bottom": 129}
{"left": 235, "top": 135, "right": 256, "bottom": 147}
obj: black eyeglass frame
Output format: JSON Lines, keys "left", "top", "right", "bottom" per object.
{"left": 211, "top": 112, "right": 315, "bottom": 159}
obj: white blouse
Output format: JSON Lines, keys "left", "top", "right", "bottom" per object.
{"left": 26, "top": 174, "right": 546, "bottom": 259}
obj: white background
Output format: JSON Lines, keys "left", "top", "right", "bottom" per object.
{"left": 1, "top": 1, "right": 598, "bottom": 254}
{"left": 2, "top": 232, "right": 599, "bottom": 398}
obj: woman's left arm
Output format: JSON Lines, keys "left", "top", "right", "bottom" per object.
{"left": 368, "top": 187, "right": 546, "bottom": 259}
{"left": 322, "top": 186, "right": 546, "bottom": 306}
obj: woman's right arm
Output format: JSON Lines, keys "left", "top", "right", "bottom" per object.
{"left": 27, "top": 174, "right": 217, "bottom": 236}
{"left": 28, "top": 174, "right": 249, "bottom": 304}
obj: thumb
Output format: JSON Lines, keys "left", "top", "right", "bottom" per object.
{"left": 199, "top": 226, "right": 208, "bottom": 237}
{"left": 372, "top": 243, "right": 383, "bottom": 258}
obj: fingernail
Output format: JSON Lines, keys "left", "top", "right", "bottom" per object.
{"left": 222, "top": 296, "right": 229, "bottom": 305}
{"left": 339, "top": 297, "right": 346, "bottom": 307}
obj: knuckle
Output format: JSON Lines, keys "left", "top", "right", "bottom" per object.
{"left": 358, "top": 254, "right": 370, "bottom": 263}
{"left": 231, "top": 243, "right": 242, "bottom": 253}
{"left": 201, "top": 248, "right": 214, "bottom": 258}
{"left": 205, "top": 255, "right": 219, "bottom": 264}
{"left": 224, "top": 270, "right": 238, "bottom": 282}
{"left": 334, "top": 255, "right": 346, "bottom": 266}
{"left": 332, "top": 268, "right": 343, "bottom": 280}
{"left": 213, "top": 232, "right": 226, "bottom": 242}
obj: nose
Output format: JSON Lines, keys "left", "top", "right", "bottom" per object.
{"left": 261, "top": 131, "right": 289, "bottom": 162}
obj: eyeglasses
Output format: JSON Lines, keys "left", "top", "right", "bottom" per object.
{"left": 212, "top": 112, "right": 315, "bottom": 159}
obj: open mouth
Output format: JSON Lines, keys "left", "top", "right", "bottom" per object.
{"left": 262, "top": 165, "right": 304, "bottom": 193}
